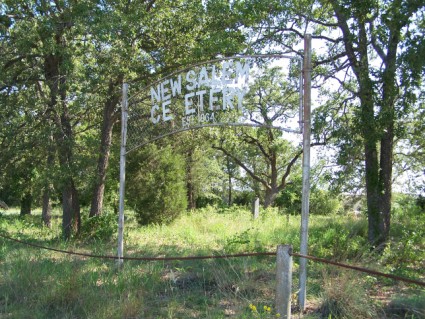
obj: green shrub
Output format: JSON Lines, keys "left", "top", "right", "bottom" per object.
{"left": 383, "top": 193, "right": 425, "bottom": 276}
{"left": 195, "top": 193, "right": 223, "bottom": 208}
{"left": 310, "top": 190, "right": 343, "bottom": 215}
{"left": 79, "top": 212, "right": 117, "bottom": 240}
{"left": 127, "top": 144, "right": 187, "bottom": 226}
{"left": 274, "top": 185, "right": 300, "bottom": 215}
{"left": 276, "top": 187, "right": 343, "bottom": 215}
{"left": 233, "top": 190, "right": 257, "bottom": 207}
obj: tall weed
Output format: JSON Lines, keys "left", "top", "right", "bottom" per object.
{"left": 319, "top": 268, "right": 379, "bottom": 319}
{"left": 0, "top": 203, "right": 423, "bottom": 318}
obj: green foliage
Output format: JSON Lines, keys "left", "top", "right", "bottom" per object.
{"left": 276, "top": 185, "right": 343, "bottom": 216}
{"left": 0, "top": 205, "right": 423, "bottom": 318}
{"left": 310, "top": 190, "right": 343, "bottom": 215}
{"left": 275, "top": 180, "right": 301, "bottom": 214}
{"left": 308, "top": 216, "right": 368, "bottom": 260}
{"left": 127, "top": 144, "right": 187, "bottom": 225}
{"left": 0, "top": 0, "right": 253, "bottom": 235}
{"left": 173, "top": 132, "right": 227, "bottom": 209}
{"left": 319, "top": 269, "right": 379, "bottom": 319}
{"left": 225, "top": 228, "right": 254, "bottom": 249}
{"left": 195, "top": 194, "right": 223, "bottom": 208}
{"left": 211, "top": 65, "right": 302, "bottom": 208}
{"left": 79, "top": 213, "right": 117, "bottom": 241}
{"left": 233, "top": 190, "right": 257, "bottom": 207}
{"left": 379, "top": 194, "right": 425, "bottom": 276}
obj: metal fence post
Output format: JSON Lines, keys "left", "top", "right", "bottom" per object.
{"left": 276, "top": 245, "right": 293, "bottom": 319}
{"left": 299, "top": 33, "right": 311, "bottom": 311}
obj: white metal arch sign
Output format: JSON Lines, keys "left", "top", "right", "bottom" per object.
{"left": 123, "top": 54, "right": 303, "bottom": 154}
{"left": 117, "top": 40, "right": 312, "bottom": 312}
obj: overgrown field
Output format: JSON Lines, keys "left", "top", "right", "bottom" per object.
{"left": 0, "top": 201, "right": 424, "bottom": 318}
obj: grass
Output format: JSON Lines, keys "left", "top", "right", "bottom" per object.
{"left": 0, "top": 204, "right": 424, "bottom": 318}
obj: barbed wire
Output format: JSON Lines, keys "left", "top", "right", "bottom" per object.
{"left": 0, "top": 232, "right": 424, "bottom": 287}
{"left": 291, "top": 252, "right": 425, "bottom": 287}
{"left": 0, "top": 232, "right": 274, "bottom": 261}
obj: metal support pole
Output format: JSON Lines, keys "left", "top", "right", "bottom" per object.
{"left": 299, "top": 34, "right": 311, "bottom": 311}
{"left": 117, "top": 83, "right": 129, "bottom": 268}
{"left": 276, "top": 245, "right": 293, "bottom": 319}
{"left": 299, "top": 59, "right": 304, "bottom": 133}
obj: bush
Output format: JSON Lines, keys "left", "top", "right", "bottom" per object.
{"left": 127, "top": 144, "right": 187, "bottom": 226}
{"left": 275, "top": 183, "right": 301, "bottom": 214}
{"left": 79, "top": 212, "right": 117, "bottom": 240}
{"left": 233, "top": 190, "right": 257, "bottom": 207}
{"left": 276, "top": 187, "right": 343, "bottom": 215}
{"left": 310, "top": 189, "right": 343, "bottom": 215}
{"left": 195, "top": 194, "right": 223, "bottom": 208}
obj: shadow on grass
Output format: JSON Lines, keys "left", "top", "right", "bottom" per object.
{"left": 0, "top": 244, "right": 277, "bottom": 319}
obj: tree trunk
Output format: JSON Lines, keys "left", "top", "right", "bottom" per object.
{"left": 62, "top": 183, "right": 73, "bottom": 240}
{"left": 186, "top": 150, "right": 196, "bottom": 209}
{"left": 359, "top": 78, "right": 382, "bottom": 246}
{"left": 57, "top": 104, "right": 79, "bottom": 239}
{"left": 326, "top": 0, "right": 413, "bottom": 250}
{"left": 264, "top": 187, "right": 278, "bottom": 208}
{"left": 187, "top": 178, "right": 196, "bottom": 209}
{"left": 88, "top": 112, "right": 114, "bottom": 217}
{"left": 42, "top": 20, "right": 80, "bottom": 240}
{"left": 364, "top": 142, "right": 381, "bottom": 245}
{"left": 342, "top": 16, "right": 384, "bottom": 247}
{"left": 42, "top": 187, "right": 52, "bottom": 228}
{"left": 264, "top": 153, "right": 279, "bottom": 208}
{"left": 20, "top": 192, "right": 32, "bottom": 215}
{"left": 377, "top": 29, "right": 399, "bottom": 244}
{"left": 378, "top": 133, "right": 393, "bottom": 243}
{"left": 44, "top": 49, "right": 78, "bottom": 239}
{"left": 226, "top": 156, "right": 232, "bottom": 205}
{"left": 61, "top": 178, "right": 80, "bottom": 240}
{"left": 89, "top": 78, "right": 122, "bottom": 217}
{"left": 72, "top": 180, "right": 81, "bottom": 234}
{"left": 42, "top": 139, "right": 54, "bottom": 227}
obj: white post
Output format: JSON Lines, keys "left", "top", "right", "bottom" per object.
{"left": 117, "top": 82, "right": 129, "bottom": 268}
{"left": 299, "top": 34, "right": 311, "bottom": 311}
{"left": 276, "top": 245, "right": 293, "bottom": 319}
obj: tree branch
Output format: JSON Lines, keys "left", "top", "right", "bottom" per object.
{"left": 331, "top": 2, "right": 360, "bottom": 78}
{"left": 146, "top": 0, "right": 156, "bottom": 12}
{"left": 212, "top": 144, "right": 270, "bottom": 190}
{"left": 369, "top": 21, "right": 386, "bottom": 61}
{"left": 278, "top": 142, "right": 326, "bottom": 191}
{"left": 240, "top": 132, "right": 272, "bottom": 162}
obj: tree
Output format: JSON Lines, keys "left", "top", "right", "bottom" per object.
{"left": 170, "top": 130, "right": 226, "bottom": 209}
{"left": 1, "top": 0, "right": 257, "bottom": 237}
{"left": 252, "top": 0, "right": 425, "bottom": 247}
{"left": 393, "top": 97, "right": 425, "bottom": 194}
{"left": 212, "top": 66, "right": 306, "bottom": 207}
{"left": 126, "top": 143, "right": 187, "bottom": 225}
{"left": 0, "top": 1, "right": 99, "bottom": 237}
{"left": 88, "top": 0, "right": 251, "bottom": 217}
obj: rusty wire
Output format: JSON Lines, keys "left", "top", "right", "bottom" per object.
{"left": 0, "top": 232, "right": 424, "bottom": 287}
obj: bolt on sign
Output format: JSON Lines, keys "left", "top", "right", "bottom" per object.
{"left": 124, "top": 55, "right": 303, "bottom": 153}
